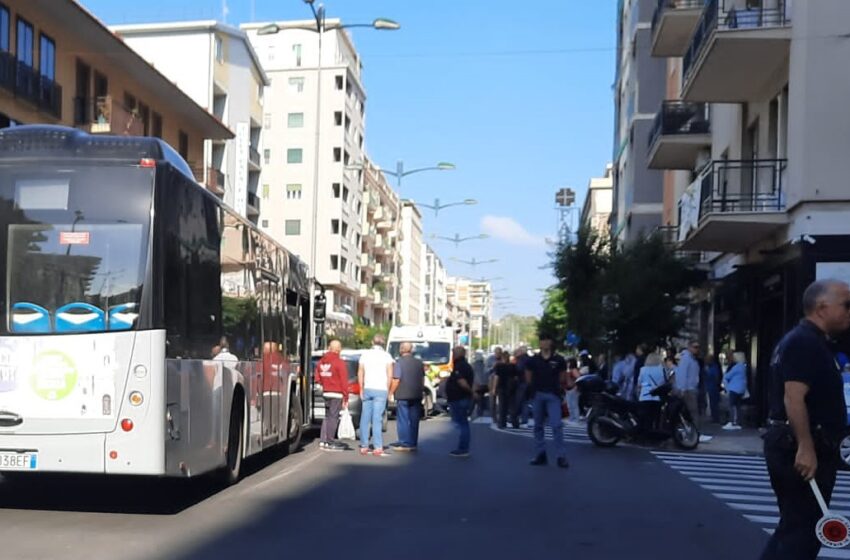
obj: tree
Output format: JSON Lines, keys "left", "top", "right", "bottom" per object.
{"left": 538, "top": 286, "right": 568, "bottom": 348}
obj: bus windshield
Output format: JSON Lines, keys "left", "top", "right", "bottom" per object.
{"left": 388, "top": 341, "right": 451, "bottom": 365}
{"left": 0, "top": 163, "right": 153, "bottom": 334}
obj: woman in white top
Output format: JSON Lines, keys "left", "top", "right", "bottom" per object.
{"left": 637, "top": 353, "right": 666, "bottom": 432}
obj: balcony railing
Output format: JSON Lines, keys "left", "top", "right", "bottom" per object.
{"left": 206, "top": 167, "right": 225, "bottom": 195}
{"left": 683, "top": 0, "right": 790, "bottom": 82}
{"left": 249, "top": 146, "right": 261, "bottom": 168}
{"left": 0, "top": 52, "right": 15, "bottom": 95}
{"left": 648, "top": 101, "right": 710, "bottom": 149}
{"left": 652, "top": 0, "right": 706, "bottom": 35}
{"left": 39, "top": 76, "right": 62, "bottom": 119}
{"left": 697, "top": 159, "right": 787, "bottom": 219}
{"left": 247, "top": 192, "right": 261, "bottom": 213}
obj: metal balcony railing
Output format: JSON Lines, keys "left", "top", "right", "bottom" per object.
{"left": 648, "top": 100, "right": 710, "bottom": 149}
{"left": 683, "top": 0, "right": 790, "bottom": 81}
{"left": 249, "top": 146, "right": 261, "bottom": 168}
{"left": 247, "top": 192, "right": 261, "bottom": 212}
{"left": 0, "top": 52, "right": 15, "bottom": 95}
{"left": 697, "top": 159, "right": 787, "bottom": 219}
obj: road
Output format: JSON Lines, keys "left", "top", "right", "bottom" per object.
{"left": 0, "top": 415, "right": 779, "bottom": 560}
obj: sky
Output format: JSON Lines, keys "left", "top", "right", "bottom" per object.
{"left": 81, "top": 0, "right": 618, "bottom": 319}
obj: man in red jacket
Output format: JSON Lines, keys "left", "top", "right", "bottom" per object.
{"left": 316, "top": 339, "right": 350, "bottom": 452}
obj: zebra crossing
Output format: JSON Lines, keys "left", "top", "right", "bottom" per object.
{"left": 653, "top": 451, "right": 850, "bottom": 558}
{"left": 482, "top": 416, "right": 592, "bottom": 444}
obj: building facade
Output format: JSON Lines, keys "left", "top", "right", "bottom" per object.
{"left": 611, "top": 0, "right": 667, "bottom": 242}
{"left": 446, "top": 278, "right": 492, "bottom": 341}
{"left": 0, "top": 1, "right": 231, "bottom": 169}
{"left": 422, "top": 244, "right": 448, "bottom": 326}
{"left": 112, "top": 21, "right": 269, "bottom": 222}
{"left": 243, "top": 20, "right": 367, "bottom": 321}
{"left": 580, "top": 163, "right": 614, "bottom": 236}
{"left": 399, "top": 201, "right": 424, "bottom": 326}
{"left": 649, "top": 0, "right": 850, "bottom": 419}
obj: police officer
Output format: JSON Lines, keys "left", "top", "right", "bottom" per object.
{"left": 526, "top": 334, "right": 569, "bottom": 468}
{"left": 761, "top": 279, "right": 850, "bottom": 560}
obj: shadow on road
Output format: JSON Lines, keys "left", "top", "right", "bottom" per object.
{"left": 0, "top": 431, "right": 320, "bottom": 515}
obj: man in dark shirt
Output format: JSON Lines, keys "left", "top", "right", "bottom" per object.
{"left": 526, "top": 334, "right": 569, "bottom": 468}
{"left": 492, "top": 352, "right": 518, "bottom": 429}
{"left": 761, "top": 279, "right": 850, "bottom": 560}
{"left": 446, "top": 346, "right": 474, "bottom": 457}
{"left": 390, "top": 342, "right": 425, "bottom": 452}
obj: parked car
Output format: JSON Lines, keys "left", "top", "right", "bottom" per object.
{"left": 311, "top": 350, "right": 388, "bottom": 433}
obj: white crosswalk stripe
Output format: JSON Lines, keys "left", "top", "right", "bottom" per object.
{"left": 482, "top": 416, "right": 591, "bottom": 444}
{"left": 653, "top": 451, "right": 850, "bottom": 558}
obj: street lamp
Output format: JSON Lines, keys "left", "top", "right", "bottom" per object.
{"left": 430, "top": 233, "right": 489, "bottom": 248}
{"left": 450, "top": 257, "right": 499, "bottom": 269}
{"left": 345, "top": 160, "right": 455, "bottom": 190}
{"left": 257, "top": 2, "right": 398, "bottom": 349}
{"left": 414, "top": 198, "right": 477, "bottom": 217}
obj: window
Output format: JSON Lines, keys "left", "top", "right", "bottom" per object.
{"left": 335, "top": 75, "right": 343, "bottom": 90}
{"left": 358, "top": 134, "right": 363, "bottom": 149}
{"left": 138, "top": 101, "right": 150, "bottom": 136}
{"left": 341, "top": 222, "right": 349, "bottom": 237}
{"left": 287, "top": 112, "right": 304, "bottom": 128}
{"left": 292, "top": 43, "right": 302, "bottom": 67}
{"left": 264, "top": 113, "right": 272, "bottom": 129}
{"left": 285, "top": 220, "right": 301, "bottom": 235}
{"left": 263, "top": 149, "right": 271, "bottom": 164}
{"left": 333, "top": 148, "right": 341, "bottom": 162}
{"left": 288, "top": 77, "right": 304, "bottom": 94}
{"left": 340, "top": 257, "right": 348, "bottom": 274}
{"left": 334, "top": 111, "right": 342, "bottom": 126}
{"left": 215, "top": 36, "right": 224, "bottom": 63}
{"left": 266, "top": 45, "right": 275, "bottom": 63}
{"left": 16, "top": 17, "right": 33, "bottom": 66}
{"left": 262, "top": 219, "right": 269, "bottom": 228}
{"left": 343, "top": 151, "right": 350, "bottom": 166}
{"left": 152, "top": 112, "right": 163, "bottom": 138}
{"left": 124, "top": 92, "right": 137, "bottom": 113}
{"left": 178, "top": 131, "right": 189, "bottom": 159}
{"left": 262, "top": 184, "right": 270, "bottom": 199}
{"left": 39, "top": 34, "right": 55, "bottom": 81}
{"left": 330, "top": 255, "right": 339, "bottom": 270}
{"left": 331, "top": 219, "right": 340, "bottom": 234}
{"left": 332, "top": 183, "right": 341, "bottom": 198}
{"left": 286, "top": 184, "right": 302, "bottom": 200}
{"left": 287, "top": 148, "right": 303, "bottom": 164}
{"left": 342, "top": 186, "right": 349, "bottom": 202}
{"left": 0, "top": 6, "right": 8, "bottom": 52}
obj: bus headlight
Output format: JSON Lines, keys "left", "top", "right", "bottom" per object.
{"left": 133, "top": 365, "right": 147, "bottom": 379}
{"left": 129, "top": 391, "right": 144, "bottom": 406}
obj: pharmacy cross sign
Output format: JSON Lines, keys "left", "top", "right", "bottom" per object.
{"left": 555, "top": 188, "right": 575, "bottom": 207}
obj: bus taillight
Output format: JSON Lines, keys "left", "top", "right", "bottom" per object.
{"left": 120, "top": 419, "right": 134, "bottom": 432}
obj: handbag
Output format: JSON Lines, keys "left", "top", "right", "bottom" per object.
{"left": 337, "top": 408, "right": 356, "bottom": 440}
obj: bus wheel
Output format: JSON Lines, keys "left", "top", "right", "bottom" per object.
{"left": 222, "top": 396, "right": 244, "bottom": 485}
{"left": 287, "top": 396, "right": 304, "bottom": 455}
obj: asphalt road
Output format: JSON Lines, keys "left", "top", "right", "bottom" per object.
{"left": 0, "top": 416, "right": 773, "bottom": 560}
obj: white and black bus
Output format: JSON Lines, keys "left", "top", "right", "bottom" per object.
{"left": 0, "top": 125, "right": 313, "bottom": 483}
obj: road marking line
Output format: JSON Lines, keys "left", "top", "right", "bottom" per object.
{"left": 244, "top": 451, "right": 323, "bottom": 494}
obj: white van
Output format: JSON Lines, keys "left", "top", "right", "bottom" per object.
{"left": 386, "top": 325, "right": 455, "bottom": 416}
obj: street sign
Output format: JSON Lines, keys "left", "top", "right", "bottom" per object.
{"left": 811, "top": 479, "right": 850, "bottom": 548}
{"left": 566, "top": 332, "right": 580, "bottom": 346}
{"left": 555, "top": 188, "right": 575, "bottom": 207}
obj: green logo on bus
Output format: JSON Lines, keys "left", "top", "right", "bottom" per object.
{"left": 30, "top": 351, "right": 78, "bottom": 401}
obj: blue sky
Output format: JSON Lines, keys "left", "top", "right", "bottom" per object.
{"left": 81, "top": 0, "right": 617, "bottom": 319}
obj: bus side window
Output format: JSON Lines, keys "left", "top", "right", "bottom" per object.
{"left": 220, "top": 214, "right": 258, "bottom": 361}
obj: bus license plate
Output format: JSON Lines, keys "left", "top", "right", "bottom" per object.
{"left": 0, "top": 452, "right": 37, "bottom": 470}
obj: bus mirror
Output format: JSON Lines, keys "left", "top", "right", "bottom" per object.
{"left": 313, "top": 293, "right": 327, "bottom": 323}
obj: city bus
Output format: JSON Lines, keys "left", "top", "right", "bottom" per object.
{"left": 0, "top": 125, "right": 314, "bottom": 484}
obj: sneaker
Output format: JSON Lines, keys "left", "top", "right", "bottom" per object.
{"left": 731, "top": 424, "right": 742, "bottom": 431}
{"left": 390, "top": 444, "right": 416, "bottom": 452}
{"left": 319, "top": 442, "right": 329, "bottom": 450}
{"left": 699, "top": 435, "right": 714, "bottom": 443}
{"left": 722, "top": 422, "right": 736, "bottom": 431}
{"left": 359, "top": 447, "right": 370, "bottom": 456}
{"left": 557, "top": 457, "right": 570, "bottom": 469}
{"left": 449, "top": 450, "right": 470, "bottom": 458}
{"left": 373, "top": 448, "right": 390, "bottom": 457}
{"left": 327, "top": 442, "right": 348, "bottom": 452}
{"left": 529, "top": 453, "right": 547, "bottom": 466}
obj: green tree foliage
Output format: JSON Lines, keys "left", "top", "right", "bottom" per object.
{"left": 338, "top": 318, "right": 392, "bottom": 350}
{"left": 543, "top": 228, "right": 701, "bottom": 355}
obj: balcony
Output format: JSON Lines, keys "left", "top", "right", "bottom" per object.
{"left": 0, "top": 52, "right": 14, "bottom": 96}
{"left": 360, "top": 253, "right": 374, "bottom": 270}
{"left": 359, "top": 283, "right": 370, "bottom": 298}
{"left": 206, "top": 167, "right": 225, "bottom": 197}
{"left": 682, "top": 0, "right": 791, "bottom": 102}
{"left": 247, "top": 192, "right": 261, "bottom": 217}
{"left": 14, "top": 62, "right": 62, "bottom": 119}
{"left": 651, "top": 0, "right": 706, "bottom": 57}
{"left": 85, "top": 96, "right": 144, "bottom": 136}
{"left": 678, "top": 159, "right": 789, "bottom": 252}
{"left": 248, "top": 146, "right": 261, "bottom": 171}
{"left": 647, "top": 101, "right": 711, "bottom": 170}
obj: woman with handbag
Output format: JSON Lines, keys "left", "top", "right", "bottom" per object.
{"left": 723, "top": 351, "right": 748, "bottom": 430}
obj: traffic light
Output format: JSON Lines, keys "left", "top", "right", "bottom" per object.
{"left": 313, "top": 292, "right": 327, "bottom": 323}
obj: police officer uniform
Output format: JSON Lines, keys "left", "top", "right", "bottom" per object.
{"left": 761, "top": 319, "right": 846, "bottom": 560}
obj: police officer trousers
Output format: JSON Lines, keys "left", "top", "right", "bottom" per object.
{"left": 760, "top": 426, "right": 839, "bottom": 560}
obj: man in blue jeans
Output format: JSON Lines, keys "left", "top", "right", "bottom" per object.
{"left": 446, "top": 346, "right": 474, "bottom": 457}
{"left": 357, "top": 335, "right": 395, "bottom": 457}
{"left": 390, "top": 342, "right": 425, "bottom": 452}
{"left": 526, "top": 334, "right": 569, "bottom": 468}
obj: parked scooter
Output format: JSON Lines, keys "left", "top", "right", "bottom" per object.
{"left": 576, "top": 374, "right": 699, "bottom": 450}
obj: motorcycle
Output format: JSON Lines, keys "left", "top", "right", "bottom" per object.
{"left": 576, "top": 374, "right": 699, "bottom": 450}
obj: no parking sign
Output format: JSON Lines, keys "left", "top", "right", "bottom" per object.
{"left": 811, "top": 479, "right": 850, "bottom": 548}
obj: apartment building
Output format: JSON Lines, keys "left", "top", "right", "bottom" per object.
{"left": 580, "top": 163, "right": 615, "bottom": 236}
{"left": 0, "top": 1, "right": 231, "bottom": 169}
{"left": 611, "top": 0, "right": 667, "bottom": 242}
{"left": 359, "top": 159, "right": 401, "bottom": 326}
{"left": 649, "top": 0, "right": 850, "bottom": 417}
{"left": 112, "top": 21, "right": 269, "bottom": 222}
{"left": 243, "top": 21, "right": 367, "bottom": 319}
{"left": 446, "top": 278, "right": 492, "bottom": 341}
{"left": 399, "top": 201, "right": 424, "bottom": 326}
{"left": 422, "top": 245, "right": 448, "bottom": 326}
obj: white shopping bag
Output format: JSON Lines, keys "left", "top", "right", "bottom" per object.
{"left": 338, "top": 408, "right": 356, "bottom": 440}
